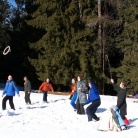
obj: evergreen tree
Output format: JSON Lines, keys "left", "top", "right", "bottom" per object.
{"left": 0, "top": 0, "right": 10, "bottom": 81}
{"left": 0, "top": 0, "right": 10, "bottom": 51}
{"left": 27, "top": 0, "right": 102, "bottom": 91}
{"left": 113, "top": 0, "right": 138, "bottom": 94}
{"left": 3, "top": 0, "right": 40, "bottom": 87}
{"left": 26, "top": 0, "right": 138, "bottom": 93}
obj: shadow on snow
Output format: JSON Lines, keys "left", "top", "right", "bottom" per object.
{"left": 96, "top": 108, "right": 106, "bottom": 113}
{"left": 26, "top": 106, "right": 47, "bottom": 109}
{"left": 50, "top": 98, "right": 66, "bottom": 103}
{"left": 129, "top": 118, "right": 138, "bottom": 124}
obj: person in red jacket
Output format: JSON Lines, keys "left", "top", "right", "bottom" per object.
{"left": 69, "top": 78, "right": 76, "bottom": 100}
{"left": 38, "top": 78, "right": 54, "bottom": 103}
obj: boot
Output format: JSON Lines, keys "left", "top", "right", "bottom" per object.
{"left": 123, "top": 117, "right": 130, "bottom": 125}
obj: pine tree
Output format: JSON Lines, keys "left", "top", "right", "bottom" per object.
{"left": 26, "top": 0, "right": 138, "bottom": 93}
{"left": 0, "top": 0, "right": 10, "bottom": 51}
{"left": 2, "top": 0, "right": 40, "bottom": 87}
{"left": 113, "top": 0, "right": 138, "bottom": 94}
{"left": 27, "top": 0, "right": 102, "bottom": 90}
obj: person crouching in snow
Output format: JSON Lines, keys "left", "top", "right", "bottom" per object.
{"left": 111, "top": 79, "right": 129, "bottom": 125}
{"left": 69, "top": 78, "right": 76, "bottom": 100}
{"left": 38, "top": 78, "right": 54, "bottom": 103}
{"left": 2, "top": 75, "right": 20, "bottom": 110}
{"left": 85, "top": 82, "right": 101, "bottom": 122}
{"left": 70, "top": 78, "right": 77, "bottom": 111}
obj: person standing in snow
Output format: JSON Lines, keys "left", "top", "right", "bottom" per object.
{"left": 76, "top": 76, "right": 88, "bottom": 115}
{"left": 85, "top": 81, "right": 101, "bottom": 122}
{"left": 70, "top": 78, "right": 77, "bottom": 111}
{"left": 111, "top": 79, "right": 128, "bottom": 121}
{"left": 2, "top": 75, "right": 20, "bottom": 110}
{"left": 38, "top": 78, "right": 54, "bottom": 103}
{"left": 24, "top": 76, "right": 31, "bottom": 105}
{"left": 69, "top": 78, "right": 76, "bottom": 100}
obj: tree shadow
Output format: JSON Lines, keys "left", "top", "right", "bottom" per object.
{"left": 96, "top": 108, "right": 106, "bottom": 113}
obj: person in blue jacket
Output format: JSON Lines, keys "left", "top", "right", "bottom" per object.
{"left": 85, "top": 81, "right": 101, "bottom": 122}
{"left": 2, "top": 75, "right": 20, "bottom": 110}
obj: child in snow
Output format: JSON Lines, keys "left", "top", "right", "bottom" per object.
{"left": 24, "top": 76, "right": 31, "bottom": 105}
{"left": 76, "top": 76, "right": 88, "bottom": 115}
{"left": 85, "top": 82, "right": 101, "bottom": 122}
{"left": 69, "top": 78, "right": 76, "bottom": 100}
{"left": 111, "top": 79, "right": 128, "bottom": 124}
{"left": 38, "top": 78, "right": 54, "bottom": 103}
{"left": 2, "top": 75, "right": 20, "bottom": 110}
{"left": 70, "top": 78, "right": 77, "bottom": 111}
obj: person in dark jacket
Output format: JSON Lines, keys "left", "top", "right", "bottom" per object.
{"left": 85, "top": 82, "right": 101, "bottom": 122}
{"left": 111, "top": 79, "right": 128, "bottom": 119}
{"left": 2, "top": 75, "right": 20, "bottom": 110}
{"left": 24, "top": 76, "right": 31, "bottom": 104}
{"left": 76, "top": 76, "right": 88, "bottom": 115}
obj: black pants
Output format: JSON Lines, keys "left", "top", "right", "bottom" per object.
{"left": 2, "top": 96, "right": 15, "bottom": 110}
{"left": 76, "top": 98, "right": 85, "bottom": 115}
{"left": 69, "top": 95, "right": 73, "bottom": 100}
{"left": 25, "top": 91, "right": 31, "bottom": 104}
{"left": 86, "top": 99, "right": 101, "bottom": 121}
{"left": 42, "top": 91, "right": 48, "bottom": 102}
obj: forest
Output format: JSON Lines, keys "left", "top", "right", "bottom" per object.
{"left": 0, "top": 0, "right": 138, "bottom": 95}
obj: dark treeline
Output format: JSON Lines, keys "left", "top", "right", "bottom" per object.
{"left": 0, "top": 0, "right": 138, "bottom": 95}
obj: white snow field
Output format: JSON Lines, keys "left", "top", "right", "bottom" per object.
{"left": 0, "top": 91, "right": 138, "bottom": 138}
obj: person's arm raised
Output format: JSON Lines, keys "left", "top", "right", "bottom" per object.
{"left": 111, "top": 79, "right": 120, "bottom": 92}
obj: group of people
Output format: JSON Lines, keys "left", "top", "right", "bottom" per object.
{"left": 69, "top": 76, "right": 128, "bottom": 124}
{"left": 70, "top": 76, "right": 101, "bottom": 122}
{"left": 1, "top": 74, "right": 128, "bottom": 127}
{"left": 2, "top": 75, "right": 54, "bottom": 110}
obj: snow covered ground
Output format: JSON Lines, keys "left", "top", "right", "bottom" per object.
{"left": 0, "top": 91, "right": 138, "bottom": 138}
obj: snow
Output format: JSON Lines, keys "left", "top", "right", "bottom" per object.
{"left": 0, "top": 91, "right": 138, "bottom": 138}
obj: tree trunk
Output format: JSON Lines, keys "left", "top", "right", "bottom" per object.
{"left": 98, "top": 0, "right": 102, "bottom": 59}
{"left": 98, "top": 0, "right": 104, "bottom": 95}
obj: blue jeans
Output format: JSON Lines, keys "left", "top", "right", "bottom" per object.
{"left": 70, "top": 92, "right": 77, "bottom": 109}
{"left": 42, "top": 90, "right": 47, "bottom": 102}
